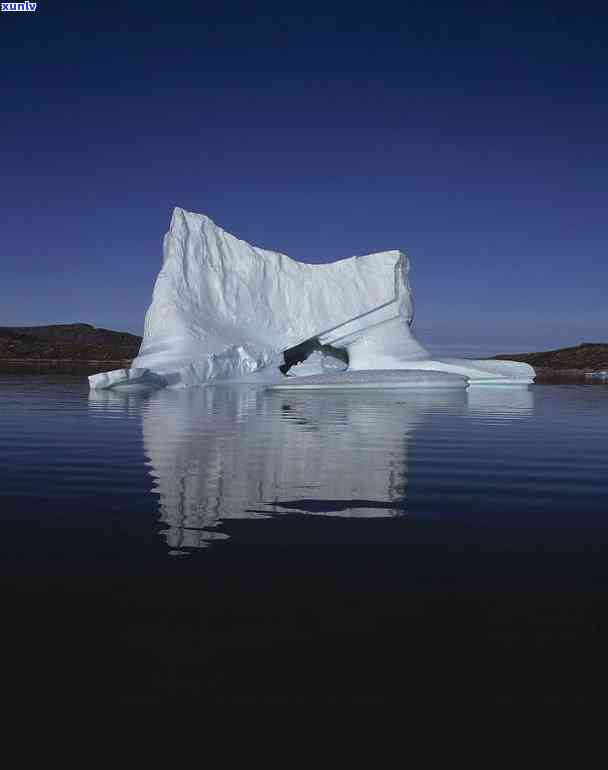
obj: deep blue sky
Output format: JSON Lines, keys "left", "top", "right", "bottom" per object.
{"left": 1, "top": 1, "right": 606, "bottom": 355}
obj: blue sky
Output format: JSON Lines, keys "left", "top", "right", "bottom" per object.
{"left": 1, "top": 1, "right": 606, "bottom": 355}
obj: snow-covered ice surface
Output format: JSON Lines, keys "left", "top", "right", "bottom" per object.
{"left": 89, "top": 207, "right": 535, "bottom": 390}
{"left": 391, "top": 357, "right": 536, "bottom": 385}
{"left": 273, "top": 370, "right": 467, "bottom": 389}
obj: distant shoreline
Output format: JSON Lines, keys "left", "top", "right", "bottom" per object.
{"left": 0, "top": 324, "right": 141, "bottom": 366}
{"left": 0, "top": 359, "right": 133, "bottom": 365}
{"left": 528, "top": 367, "right": 605, "bottom": 382}
{"left": 493, "top": 342, "right": 608, "bottom": 376}
{"left": 1, "top": 324, "right": 606, "bottom": 376}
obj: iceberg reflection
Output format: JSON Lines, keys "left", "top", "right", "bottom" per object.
{"left": 139, "top": 386, "right": 467, "bottom": 549}
{"left": 465, "top": 385, "right": 534, "bottom": 419}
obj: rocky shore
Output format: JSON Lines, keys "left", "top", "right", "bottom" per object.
{"left": 1, "top": 326, "right": 606, "bottom": 382}
{"left": 494, "top": 342, "right": 608, "bottom": 380}
{"left": 0, "top": 323, "right": 141, "bottom": 364}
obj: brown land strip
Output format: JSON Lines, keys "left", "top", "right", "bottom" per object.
{"left": 494, "top": 342, "right": 608, "bottom": 373}
{"left": 1, "top": 325, "right": 606, "bottom": 379}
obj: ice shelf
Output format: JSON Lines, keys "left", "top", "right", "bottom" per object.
{"left": 271, "top": 370, "right": 468, "bottom": 390}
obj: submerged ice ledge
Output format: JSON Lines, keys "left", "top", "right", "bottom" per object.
{"left": 272, "top": 370, "right": 468, "bottom": 390}
{"left": 88, "top": 367, "right": 167, "bottom": 390}
{"left": 89, "top": 207, "right": 535, "bottom": 391}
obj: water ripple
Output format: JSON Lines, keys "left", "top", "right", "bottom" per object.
{"left": 1, "top": 375, "right": 608, "bottom": 553}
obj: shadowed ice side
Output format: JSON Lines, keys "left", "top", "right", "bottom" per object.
{"left": 90, "top": 384, "right": 534, "bottom": 551}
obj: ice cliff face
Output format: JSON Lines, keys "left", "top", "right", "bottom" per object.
{"left": 98, "top": 207, "right": 425, "bottom": 387}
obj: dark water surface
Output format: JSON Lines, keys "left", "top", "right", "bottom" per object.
{"left": 2, "top": 373, "right": 608, "bottom": 704}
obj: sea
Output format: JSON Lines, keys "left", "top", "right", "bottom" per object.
{"left": 2, "top": 368, "right": 608, "bottom": 705}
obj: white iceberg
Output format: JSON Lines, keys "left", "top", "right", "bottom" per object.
{"left": 89, "top": 207, "right": 534, "bottom": 390}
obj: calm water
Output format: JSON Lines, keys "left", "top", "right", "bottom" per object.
{"left": 2, "top": 374, "right": 607, "bottom": 560}
{"left": 2, "top": 373, "right": 608, "bottom": 702}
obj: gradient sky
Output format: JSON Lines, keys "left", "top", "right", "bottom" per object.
{"left": 1, "top": 1, "right": 606, "bottom": 355}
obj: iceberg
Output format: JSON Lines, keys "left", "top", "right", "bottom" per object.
{"left": 89, "top": 207, "right": 534, "bottom": 390}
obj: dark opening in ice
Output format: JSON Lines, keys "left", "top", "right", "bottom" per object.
{"left": 280, "top": 337, "right": 348, "bottom": 375}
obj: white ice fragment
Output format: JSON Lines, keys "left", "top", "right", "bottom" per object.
{"left": 289, "top": 351, "right": 325, "bottom": 377}
{"left": 321, "top": 351, "right": 348, "bottom": 372}
{"left": 88, "top": 367, "right": 166, "bottom": 390}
